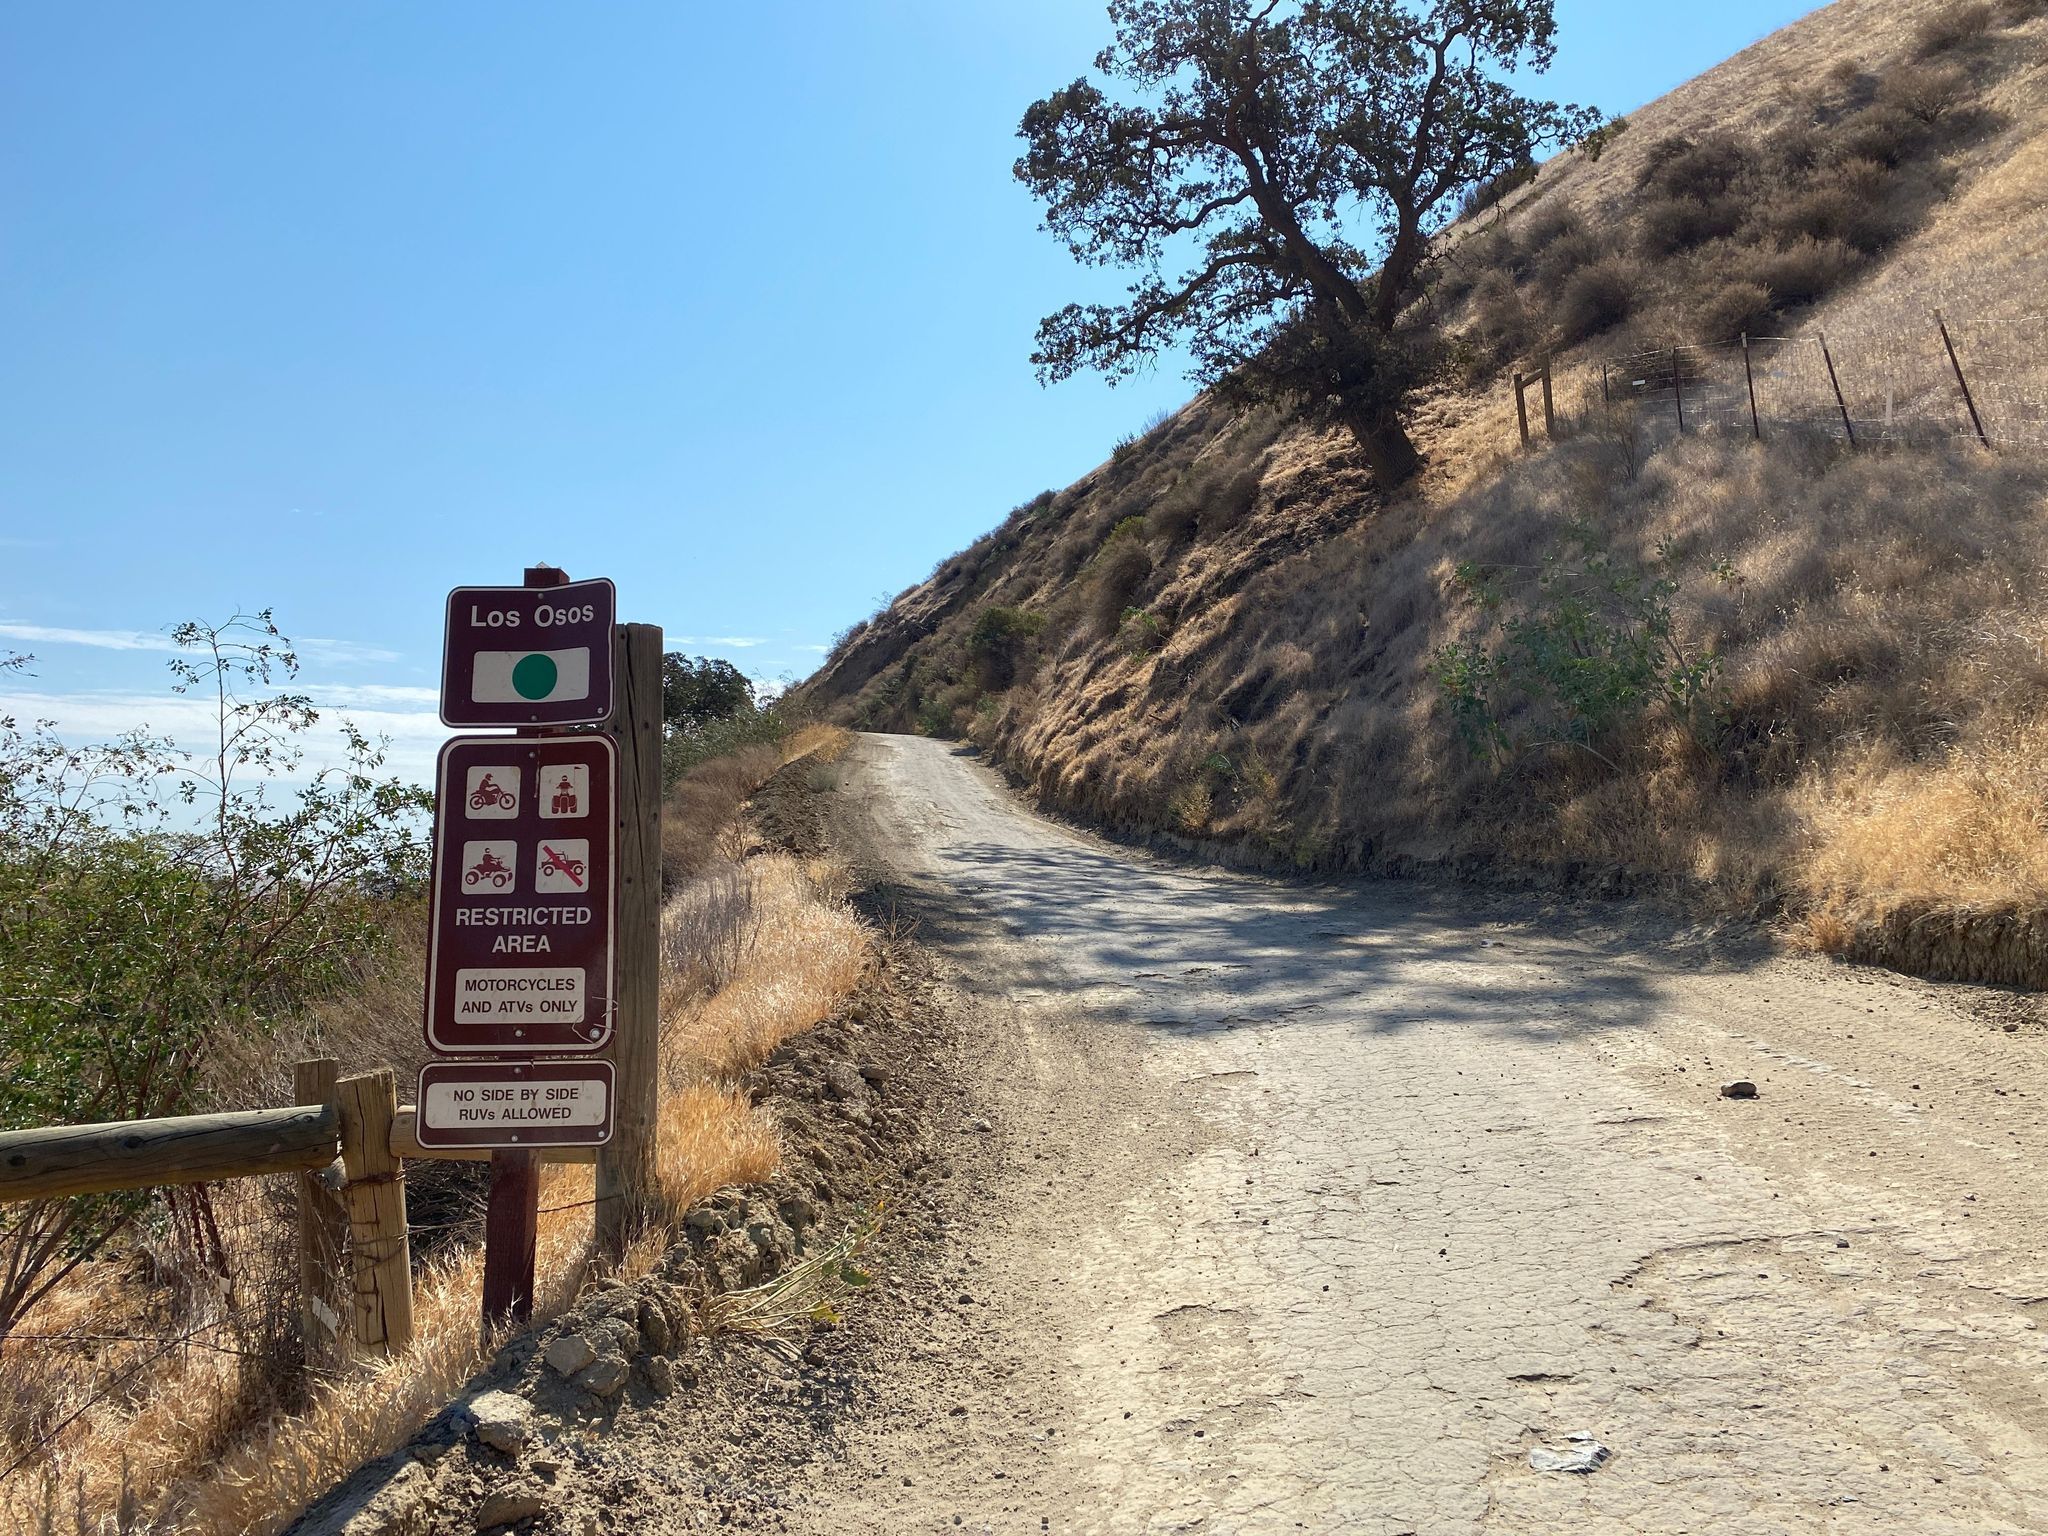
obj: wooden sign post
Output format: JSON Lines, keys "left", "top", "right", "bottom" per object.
{"left": 597, "top": 622, "right": 663, "bottom": 1256}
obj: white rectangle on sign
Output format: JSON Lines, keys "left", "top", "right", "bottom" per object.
{"left": 471, "top": 648, "right": 593, "bottom": 707}
{"left": 453, "top": 967, "right": 585, "bottom": 1024}
{"left": 422, "top": 1077, "right": 609, "bottom": 1131}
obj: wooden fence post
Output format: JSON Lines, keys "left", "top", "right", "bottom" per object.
{"left": 336, "top": 1068, "right": 413, "bottom": 1356}
{"left": 597, "top": 622, "right": 664, "bottom": 1256}
{"left": 1539, "top": 359, "right": 1555, "bottom": 439}
{"left": 1671, "top": 348, "right": 1686, "bottom": 433}
{"left": 1818, "top": 333, "right": 1855, "bottom": 446}
{"left": 1513, "top": 373, "right": 1530, "bottom": 449}
{"left": 293, "top": 1058, "right": 348, "bottom": 1367}
{"left": 1935, "top": 309, "right": 1990, "bottom": 449}
{"left": 1742, "top": 333, "right": 1762, "bottom": 441}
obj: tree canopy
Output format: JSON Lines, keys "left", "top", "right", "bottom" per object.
{"left": 661, "top": 654, "right": 756, "bottom": 733}
{"left": 1017, "top": 0, "right": 1598, "bottom": 484}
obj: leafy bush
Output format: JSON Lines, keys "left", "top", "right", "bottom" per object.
{"left": 1638, "top": 135, "right": 1751, "bottom": 202}
{"left": 1535, "top": 227, "right": 1603, "bottom": 287}
{"left": 1690, "top": 279, "right": 1776, "bottom": 342}
{"left": 1466, "top": 270, "right": 1537, "bottom": 375}
{"left": 1832, "top": 103, "right": 1932, "bottom": 167}
{"left": 1754, "top": 236, "right": 1859, "bottom": 307}
{"left": 1577, "top": 114, "right": 1630, "bottom": 162}
{"left": 1118, "top": 608, "right": 1168, "bottom": 657}
{"left": 1457, "top": 158, "right": 1538, "bottom": 220}
{"left": 1151, "top": 457, "right": 1265, "bottom": 542}
{"left": 1879, "top": 62, "right": 1970, "bottom": 124}
{"left": 1091, "top": 539, "right": 1155, "bottom": 630}
{"left": 1915, "top": 1, "right": 1995, "bottom": 55}
{"left": 1433, "top": 525, "right": 1725, "bottom": 765}
{"left": 0, "top": 618, "right": 429, "bottom": 1334}
{"left": 662, "top": 654, "right": 755, "bottom": 732}
{"left": 965, "top": 605, "right": 1046, "bottom": 691}
{"left": 1520, "top": 202, "right": 1582, "bottom": 253}
{"left": 662, "top": 704, "right": 793, "bottom": 787}
{"left": 1769, "top": 160, "right": 1896, "bottom": 253}
{"left": 1552, "top": 259, "right": 1638, "bottom": 346}
{"left": 1638, "top": 194, "right": 1744, "bottom": 256}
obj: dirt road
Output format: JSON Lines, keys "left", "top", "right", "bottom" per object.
{"left": 792, "top": 732, "right": 2048, "bottom": 1534}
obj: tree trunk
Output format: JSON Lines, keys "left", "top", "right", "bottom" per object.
{"left": 1343, "top": 405, "right": 1422, "bottom": 489}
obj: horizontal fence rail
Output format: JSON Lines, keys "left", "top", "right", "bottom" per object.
{"left": 0, "top": 1104, "right": 340, "bottom": 1204}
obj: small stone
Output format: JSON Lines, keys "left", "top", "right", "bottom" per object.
{"left": 466, "top": 1391, "right": 533, "bottom": 1455}
{"left": 596, "top": 1316, "right": 642, "bottom": 1358}
{"left": 2005, "top": 1023, "right": 2020, "bottom": 1033}
{"left": 476, "top": 1483, "right": 547, "bottom": 1530}
{"left": 1530, "top": 1433, "right": 1610, "bottom": 1474}
{"left": 1720, "top": 1080, "right": 1759, "bottom": 1100}
{"left": 637, "top": 1298, "right": 671, "bottom": 1354}
{"left": 684, "top": 1208, "right": 724, "bottom": 1238}
{"left": 856, "top": 1060, "right": 892, "bottom": 1088}
{"left": 821, "top": 1062, "right": 866, "bottom": 1101}
{"left": 644, "top": 1355, "right": 678, "bottom": 1396}
{"left": 971, "top": 1118, "right": 993, "bottom": 1133}
{"left": 575, "top": 1356, "right": 631, "bottom": 1397}
{"left": 544, "top": 1333, "right": 598, "bottom": 1378}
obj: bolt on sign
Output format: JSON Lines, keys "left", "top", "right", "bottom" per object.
{"left": 425, "top": 735, "right": 618, "bottom": 1055}
{"left": 415, "top": 1061, "right": 616, "bottom": 1150}
{"left": 441, "top": 577, "right": 616, "bottom": 728}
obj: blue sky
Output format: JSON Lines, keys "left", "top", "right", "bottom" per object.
{"left": 0, "top": 0, "right": 1816, "bottom": 783}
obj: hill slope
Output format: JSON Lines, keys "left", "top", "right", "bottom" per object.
{"left": 795, "top": 0, "right": 2048, "bottom": 988}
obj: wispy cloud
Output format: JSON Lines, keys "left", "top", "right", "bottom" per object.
{"left": 0, "top": 623, "right": 177, "bottom": 653}
{"left": 794, "top": 644, "right": 831, "bottom": 654}
{"left": 670, "top": 635, "right": 767, "bottom": 649}
{"left": 0, "top": 686, "right": 452, "bottom": 784}
{"left": 0, "top": 623, "right": 399, "bottom": 666}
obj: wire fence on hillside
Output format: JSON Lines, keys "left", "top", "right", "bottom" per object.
{"left": 1547, "top": 311, "right": 2048, "bottom": 453}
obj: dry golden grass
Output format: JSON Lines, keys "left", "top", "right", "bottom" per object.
{"left": 800, "top": 0, "right": 2048, "bottom": 984}
{"left": 1, "top": 727, "right": 866, "bottom": 1535}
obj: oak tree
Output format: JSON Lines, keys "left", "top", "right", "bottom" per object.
{"left": 1018, "top": 0, "right": 1598, "bottom": 485}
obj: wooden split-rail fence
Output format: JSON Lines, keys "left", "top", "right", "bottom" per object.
{"left": 0, "top": 1058, "right": 602, "bottom": 1359}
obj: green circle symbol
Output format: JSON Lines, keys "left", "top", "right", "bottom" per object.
{"left": 512, "top": 652, "right": 559, "bottom": 701}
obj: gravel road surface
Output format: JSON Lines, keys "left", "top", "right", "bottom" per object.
{"left": 790, "top": 732, "right": 2048, "bottom": 1534}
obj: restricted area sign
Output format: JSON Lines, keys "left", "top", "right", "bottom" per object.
{"left": 426, "top": 735, "right": 617, "bottom": 1054}
{"left": 441, "top": 577, "right": 616, "bottom": 727}
{"left": 415, "top": 1060, "right": 616, "bottom": 1150}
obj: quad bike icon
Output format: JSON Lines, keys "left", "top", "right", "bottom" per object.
{"left": 465, "top": 850, "right": 514, "bottom": 889}
{"left": 469, "top": 773, "right": 517, "bottom": 812}
{"left": 550, "top": 775, "right": 580, "bottom": 817}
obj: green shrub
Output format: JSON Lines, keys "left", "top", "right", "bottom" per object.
{"left": 1577, "top": 115, "right": 1630, "bottom": 163}
{"left": 1638, "top": 135, "right": 1751, "bottom": 202}
{"left": 965, "top": 605, "right": 1047, "bottom": 691}
{"left": 662, "top": 705, "right": 793, "bottom": 786}
{"left": 1832, "top": 103, "right": 1932, "bottom": 167}
{"left": 0, "top": 619, "right": 429, "bottom": 1333}
{"left": 1458, "top": 158, "right": 1539, "bottom": 220}
{"left": 1433, "top": 525, "right": 1725, "bottom": 765}
{"left": 1535, "top": 227, "right": 1603, "bottom": 287}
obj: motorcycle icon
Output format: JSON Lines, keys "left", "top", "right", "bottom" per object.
{"left": 469, "top": 773, "right": 517, "bottom": 813}
{"left": 464, "top": 850, "right": 514, "bottom": 889}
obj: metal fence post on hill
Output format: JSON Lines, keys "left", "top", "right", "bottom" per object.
{"left": 1742, "top": 334, "right": 1762, "bottom": 441}
{"left": 1818, "top": 333, "right": 1856, "bottom": 446}
{"left": 597, "top": 621, "right": 663, "bottom": 1257}
{"left": 1936, "top": 309, "right": 1991, "bottom": 449}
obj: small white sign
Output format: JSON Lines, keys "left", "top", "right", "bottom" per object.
{"left": 452, "top": 966, "right": 586, "bottom": 1024}
{"left": 464, "top": 765, "right": 520, "bottom": 820}
{"left": 540, "top": 763, "right": 591, "bottom": 820}
{"left": 459, "top": 840, "right": 518, "bottom": 893}
{"left": 534, "top": 838, "right": 591, "bottom": 894}
{"left": 423, "top": 1076, "right": 609, "bottom": 1130}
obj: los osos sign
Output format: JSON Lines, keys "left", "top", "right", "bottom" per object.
{"left": 440, "top": 578, "right": 616, "bottom": 728}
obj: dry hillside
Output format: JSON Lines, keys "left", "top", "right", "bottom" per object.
{"left": 795, "top": 0, "right": 2048, "bottom": 988}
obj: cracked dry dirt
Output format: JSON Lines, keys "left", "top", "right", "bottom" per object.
{"left": 782, "top": 732, "right": 2048, "bottom": 1534}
